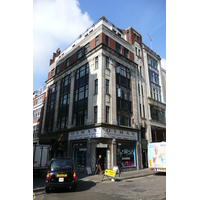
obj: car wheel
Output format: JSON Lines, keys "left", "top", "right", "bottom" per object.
{"left": 45, "top": 186, "right": 50, "bottom": 194}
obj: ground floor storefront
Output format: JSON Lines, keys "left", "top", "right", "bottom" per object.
{"left": 68, "top": 126, "right": 141, "bottom": 173}
{"left": 39, "top": 126, "right": 142, "bottom": 173}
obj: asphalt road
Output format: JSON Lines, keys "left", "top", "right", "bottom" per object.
{"left": 33, "top": 173, "right": 166, "bottom": 200}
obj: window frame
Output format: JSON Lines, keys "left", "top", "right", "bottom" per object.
{"left": 95, "top": 79, "right": 98, "bottom": 94}
{"left": 96, "top": 36, "right": 99, "bottom": 46}
{"left": 95, "top": 56, "right": 98, "bottom": 69}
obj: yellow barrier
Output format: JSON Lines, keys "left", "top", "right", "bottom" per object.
{"left": 104, "top": 169, "right": 116, "bottom": 178}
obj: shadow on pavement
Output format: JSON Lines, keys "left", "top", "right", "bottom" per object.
{"left": 44, "top": 180, "right": 96, "bottom": 194}
{"left": 155, "top": 172, "right": 166, "bottom": 176}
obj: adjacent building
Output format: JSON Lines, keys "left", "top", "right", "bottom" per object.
{"left": 38, "top": 16, "right": 166, "bottom": 172}
{"left": 33, "top": 86, "right": 46, "bottom": 144}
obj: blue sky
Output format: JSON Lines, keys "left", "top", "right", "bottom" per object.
{"left": 33, "top": 0, "right": 166, "bottom": 91}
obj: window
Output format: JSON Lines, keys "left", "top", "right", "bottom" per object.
{"left": 138, "top": 84, "right": 140, "bottom": 95}
{"left": 73, "top": 65, "right": 88, "bottom": 127}
{"left": 106, "top": 106, "right": 109, "bottom": 123}
{"left": 45, "top": 82, "right": 57, "bottom": 132}
{"left": 58, "top": 75, "right": 70, "bottom": 130}
{"left": 116, "top": 42, "right": 121, "bottom": 53}
{"left": 35, "top": 96, "right": 42, "bottom": 105}
{"left": 150, "top": 106, "right": 165, "bottom": 123}
{"left": 138, "top": 49, "right": 140, "bottom": 57}
{"left": 85, "top": 84, "right": 88, "bottom": 98}
{"left": 106, "top": 56, "right": 109, "bottom": 68}
{"left": 124, "top": 48, "right": 129, "bottom": 58}
{"left": 141, "top": 85, "right": 144, "bottom": 97}
{"left": 140, "top": 104, "right": 142, "bottom": 117}
{"left": 94, "top": 106, "right": 97, "bottom": 123}
{"left": 106, "top": 79, "right": 109, "bottom": 94}
{"left": 51, "top": 69, "right": 54, "bottom": 77}
{"left": 135, "top": 47, "right": 137, "bottom": 56}
{"left": 33, "top": 108, "right": 41, "bottom": 120}
{"left": 56, "top": 65, "right": 59, "bottom": 74}
{"left": 137, "top": 66, "right": 139, "bottom": 76}
{"left": 33, "top": 124, "right": 39, "bottom": 136}
{"left": 80, "top": 66, "right": 85, "bottom": 78}
{"left": 96, "top": 36, "right": 99, "bottom": 46}
{"left": 95, "top": 56, "right": 98, "bottom": 69}
{"left": 78, "top": 87, "right": 84, "bottom": 100}
{"left": 140, "top": 66, "right": 142, "bottom": 76}
{"left": 78, "top": 49, "right": 82, "bottom": 59}
{"left": 105, "top": 35, "right": 109, "bottom": 46}
{"left": 66, "top": 58, "right": 70, "bottom": 67}
{"left": 95, "top": 79, "right": 98, "bottom": 94}
{"left": 143, "top": 104, "right": 145, "bottom": 118}
{"left": 84, "top": 43, "right": 90, "bottom": 54}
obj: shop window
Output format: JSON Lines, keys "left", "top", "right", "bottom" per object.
{"left": 117, "top": 142, "right": 136, "bottom": 168}
{"left": 73, "top": 143, "right": 87, "bottom": 168}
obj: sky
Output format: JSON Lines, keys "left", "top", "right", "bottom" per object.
{"left": 33, "top": 0, "right": 166, "bottom": 92}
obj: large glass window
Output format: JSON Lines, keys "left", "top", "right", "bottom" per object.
{"left": 147, "top": 54, "right": 158, "bottom": 69}
{"left": 58, "top": 75, "right": 70, "bottom": 130}
{"left": 117, "top": 142, "right": 136, "bottom": 168}
{"left": 45, "top": 82, "right": 57, "bottom": 132}
{"left": 73, "top": 63, "right": 88, "bottom": 127}
{"left": 72, "top": 143, "right": 87, "bottom": 169}
{"left": 150, "top": 105, "right": 166, "bottom": 123}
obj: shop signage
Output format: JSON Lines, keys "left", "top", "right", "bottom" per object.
{"left": 69, "top": 127, "right": 138, "bottom": 141}
{"left": 86, "top": 167, "right": 92, "bottom": 175}
{"left": 96, "top": 143, "right": 108, "bottom": 148}
{"left": 104, "top": 169, "right": 116, "bottom": 178}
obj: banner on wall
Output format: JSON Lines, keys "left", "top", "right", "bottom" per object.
{"left": 69, "top": 127, "right": 137, "bottom": 141}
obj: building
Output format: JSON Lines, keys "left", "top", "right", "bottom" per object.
{"left": 39, "top": 16, "right": 165, "bottom": 173}
{"left": 33, "top": 85, "right": 46, "bottom": 144}
{"left": 141, "top": 44, "right": 166, "bottom": 167}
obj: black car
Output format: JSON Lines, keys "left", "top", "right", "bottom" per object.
{"left": 45, "top": 157, "right": 77, "bottom": 193}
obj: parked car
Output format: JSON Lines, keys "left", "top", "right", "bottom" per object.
{"left": 45, "top": 157, "right": 77, "bottom": 193}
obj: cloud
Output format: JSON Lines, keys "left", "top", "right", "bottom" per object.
{"left": 33, "top": 0, "right": 93, "bottom": 88}
{"left": 161, "top": 58, "right": 166, "bottom": 70}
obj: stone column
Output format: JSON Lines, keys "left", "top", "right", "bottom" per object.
{"left": 86, "top": 138, "right": 91, "bottom": 167}
{"left": 110, "top": 58, "right": 117, "bottom": 125}
{"left": 112, "top": 139, "right": 117, "bottom": 167}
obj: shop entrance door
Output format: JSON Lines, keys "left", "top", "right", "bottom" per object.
{"left": 142, "top": 149, "right": 147, "bottom": 168}
{"left": 96, "top": 148, "right": 107, "bottom": 171}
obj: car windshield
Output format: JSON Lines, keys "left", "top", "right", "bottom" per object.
{"left": 50, "top": 159, "right": 73, "bottom": 171}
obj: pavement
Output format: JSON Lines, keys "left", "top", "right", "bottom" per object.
{"left": 33, "top": 168, "right": 157, "bottom": 193}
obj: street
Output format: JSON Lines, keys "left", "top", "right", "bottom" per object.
{"left": 33, "top": 173, "right": 166, "bottom": 200}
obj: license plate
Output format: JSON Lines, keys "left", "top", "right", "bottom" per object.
{"left": 59, "top": 178, "right": 64, "bottom": 182}
{"left": 158, "top": 168, "right": 165, "bottom": 171}
{"left": 56, "top": 174, "right": 67, "bottom": 177}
